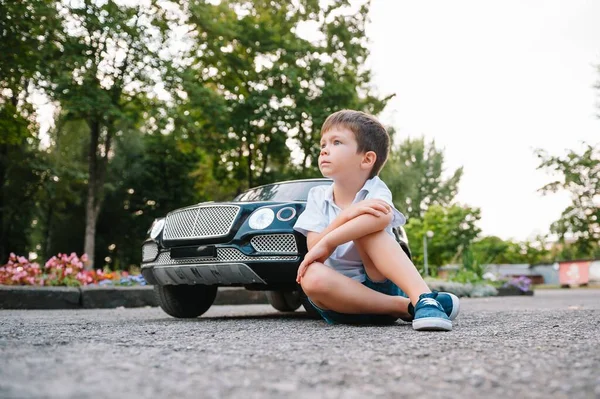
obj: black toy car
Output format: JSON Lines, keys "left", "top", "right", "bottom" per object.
{"left": 141, "top": 178, "right": 412, "bottom": 318}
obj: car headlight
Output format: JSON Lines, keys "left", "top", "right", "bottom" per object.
{"left": 150, "top": 218, "right": 165, "bottom": 240}
{"left": 248, "top": 208, "right": 274, "bottom": 230}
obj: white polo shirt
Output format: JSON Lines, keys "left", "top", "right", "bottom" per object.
{"left": 293, "top": 176, "right": 406, "bottom": 282}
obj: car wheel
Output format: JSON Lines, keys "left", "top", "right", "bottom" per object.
{"left": 299, "top": 288, "right": 322, "bottom": 319}
{"left": 154, "top": 284, "right": 218, "bottom": 318}
{"left": 266, "top": 290, "right": 302, "bottom": 312}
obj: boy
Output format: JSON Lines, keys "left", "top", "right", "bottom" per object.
{"left": 293, "top": 110, "right": 459, "bottom": 331}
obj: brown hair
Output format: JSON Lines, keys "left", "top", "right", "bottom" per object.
{"left": 321, "top": 110, "right": 390, "bottom": 179}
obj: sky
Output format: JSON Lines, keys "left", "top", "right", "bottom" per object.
{"left": 364, "top": 0, "right": 600, "bottom": 241}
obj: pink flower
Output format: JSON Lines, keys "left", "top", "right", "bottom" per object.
{"left": 65, "top": 267, "right": 73, "bottom": 274}
{"left": 81, "top": 254, "right": 89, "bottom": 262}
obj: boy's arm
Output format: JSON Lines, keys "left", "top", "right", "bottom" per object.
{"left": 306, "top": 199, "right": 392, "bottom": 250}
{"left": 296, "top": 212, "right": 392, "bottom": 282}
{"left": 306, "top": 214, "right": 350, "bottom": 251}
{"left": 321, "top": 211, "right": 392, "bottom": 249}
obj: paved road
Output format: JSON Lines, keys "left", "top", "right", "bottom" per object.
{"left": 1, "top": 289, "right": 599, "bottom": 399}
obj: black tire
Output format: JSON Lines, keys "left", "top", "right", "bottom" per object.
{"left": 154, "top": 284, "right": 218, "bottom": 318}
{"left": 266, "top": 290, "right": 302, "bottom": 312}
{"left": 299, "top": 288, "right": 321, "bottom": 319}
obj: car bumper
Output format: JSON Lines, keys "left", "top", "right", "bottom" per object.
{"left": 141, "top": 249, "right": 301, "bottom": 287}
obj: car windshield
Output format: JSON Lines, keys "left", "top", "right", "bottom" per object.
{"left": 233, "top": 180, "right": 331, "bottom": 202}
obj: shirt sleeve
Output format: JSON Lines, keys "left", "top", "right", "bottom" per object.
{"left": 366, "top": 185, "right": 407, "bottom": 228}
{"left": 293, "top": 186, "right": 328, "bottom": 236}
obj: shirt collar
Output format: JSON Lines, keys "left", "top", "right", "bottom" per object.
{"left": 324, "top": 176, "right": 380, "bottom": 206}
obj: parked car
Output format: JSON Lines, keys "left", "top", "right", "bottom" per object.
{"left": 141, "top": 178, "right": 412, "bottom": 318}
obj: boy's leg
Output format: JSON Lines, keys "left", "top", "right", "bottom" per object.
{"left": 300, "top": 262, "right": 410, "bottom": 317}
{"left": 356, "top": 238, "right": 460, "bottom": 321}
{"left": 354, "top": 230, "right": 431, "bottom": 306}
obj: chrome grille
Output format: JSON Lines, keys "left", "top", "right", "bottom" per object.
{"left": 142, "top": 243, "right": 159, "bottom": 262}
{"left": 163, "top": 205, "right": 240, "bottom": 240}
{"left": 251, "top": 234, "right": 297, "bottom": 254}
{"left": 146, "top": 248, "right": 298, "bottom": 267}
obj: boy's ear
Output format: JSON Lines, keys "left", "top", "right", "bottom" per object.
{"left": 361, "top": 151, "right": 377, "bottom": 170}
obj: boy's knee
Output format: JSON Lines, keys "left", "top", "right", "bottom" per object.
{"left": 355, "top": 229, "right": 388, "bottom": 247}
{"left": 300, "top": 263, "right": 330, "bottom": 296}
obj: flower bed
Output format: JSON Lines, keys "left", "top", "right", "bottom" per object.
{"left": 0, "top": 253, "right": 146, "bottom": 287}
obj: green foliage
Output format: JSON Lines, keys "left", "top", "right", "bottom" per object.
{"left": 0, "top": 0, "right": 62, "bottom": 262}
{"left": 96, "top": 130, "right": 208, "bottom": 269}
{"left": 452, "top": 248, "right": 485, "bottom": 284}
{"left": 470, "top": 235, "right": 552, "bottom": 265}
{"left": 406, "top": 204, "right": 481, "bottom": 275}
{"left": 29, "top": 118, "right": 89, "bottom": 260}
{"left": 381, "top": 136, "right": 463, "bottom": 220}
{"left": 179, "top": 0, "right": 391, "bottom": 194}
{"left": 0, "top": 0, "right": 62, "bottom": 96}
{"left": 536, "top": 143, "right": 600, "bottom": 260}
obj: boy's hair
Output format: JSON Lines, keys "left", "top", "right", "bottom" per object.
{"left": 321, "top": 110, "right": 390, "bottom": 179}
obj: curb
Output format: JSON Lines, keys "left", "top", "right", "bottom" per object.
{"left": 0, "top": 286, "right": 81, "bottom": 309}
{"left": 0, "top": 285, "right": 268, "bottom": 310}
{"left": 0, "top": 282, "right": 505, "bottom": 310}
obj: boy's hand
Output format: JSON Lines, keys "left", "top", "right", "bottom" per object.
{"left": 342, "top": 199, "right": 392, "bottom": 221}
{"left": 296, "top": 238, "right": 334, "bottom": 283}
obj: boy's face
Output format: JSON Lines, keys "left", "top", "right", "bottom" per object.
{"left": 318, "top": 127, "right": 375, "bottom": 180}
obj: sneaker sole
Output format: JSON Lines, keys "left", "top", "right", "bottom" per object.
{"left": 412, "top": 317, "right": 452, "bottom": 331}
{"left": 447, "top": 293, "right": 460, "bottom": 321}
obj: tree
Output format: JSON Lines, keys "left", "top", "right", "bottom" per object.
{"left": 0, "top": 0, "right": 62, "bottom": 262}
{"left": 405, "top": 204, "right": 481, "bottom": 275}
{"left": 381, "top": 137, "right": 463, "bottom": 220}
{"left": 536, "top": 143, "right": 600, "bottom": 259}
{"left": 30, "top": 118, "right": 89, "bottom": 261}
{"left": 95, "top": 129, "right": 209, "bottom": 269}
{"left": 180, "top": 0, "right": 391, "bottom": 196}
{"left": 470, "top": 235, "right": 552, "bottom": 265}
{"left": 49, "top": 0, "right": 177, "bottom": 267}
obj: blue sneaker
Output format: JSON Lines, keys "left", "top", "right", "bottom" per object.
{"left": 412, "top": 292, "right": 452, "bottom": 331}
{"left": 401, "top": 291, "right": 460, "bottom": 322}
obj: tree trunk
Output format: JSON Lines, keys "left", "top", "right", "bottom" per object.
{"left": 0, "top": 142, "right": 7, "bottom": 263}
{"left": 0, "top": 95, "right": 19, "bottom": 263}
{"left": 43, "top": 197, "right": 54, "bottom": 261}
{"left": 84, "top": 119, "right": 100, "bottom": 269}
{"left": 247, "top": 142, "right": 253, "bottom": 188}
{"left": 259, "top": 137, "right": 271, "bottom": 182}
{"left": 83, "top": 117, "right": 113, "bottom": 270}
{"left": 301, "top": 151, "right": 309, "bottom": 174}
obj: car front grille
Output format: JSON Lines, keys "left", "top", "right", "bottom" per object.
{"left": 142, "top": 242, "right": 159, "bottom": 262}
{"left": 250, "top": 234, "right": 298, "bottom": 254}
{"left": 146, "top": 248, "right": 298, "bottom": 266}
{"left": 163, "top": 205, "right": 240, "bottom": 240}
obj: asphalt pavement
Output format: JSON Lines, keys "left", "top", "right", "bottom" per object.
{"left": 1, "top": 289, "right": 599, "bottom": 399}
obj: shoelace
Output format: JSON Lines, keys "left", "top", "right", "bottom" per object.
{"left": 419, "top": 298, "right": 441, "bottom": 308}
